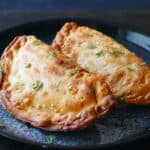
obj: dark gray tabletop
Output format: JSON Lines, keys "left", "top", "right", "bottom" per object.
{"left": 0, "top": 11, "right": 150, "bottom": 150}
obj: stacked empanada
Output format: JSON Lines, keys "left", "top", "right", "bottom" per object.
{"left": 0, "top": 22, "right": 149, "bottom": 131}
{"left": 53, "top": 22, "right": 150, "bottom": 105}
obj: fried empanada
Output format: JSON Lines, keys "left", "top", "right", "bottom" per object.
{"left": 52, "top": 22, "right": 150, "bottom": 105}
{"left": 0, "top": 36, "right": 115, "bottom": 131}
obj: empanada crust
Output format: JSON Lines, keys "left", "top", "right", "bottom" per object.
{"left": 52, "top": 22, "right": 150, "bottom": 105}
{"left": 0, "top": 36, "right": 115, "bottom": 131}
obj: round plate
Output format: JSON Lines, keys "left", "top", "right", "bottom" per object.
{"left": 0, "top": 19, "right": 150, "bottom": 149}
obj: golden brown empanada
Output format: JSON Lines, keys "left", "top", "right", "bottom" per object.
{"left": 52, "top": 22, "right": 150, "bottom": 105}
{"left": 0, "top": 36, "right": 115, "bottom": 131}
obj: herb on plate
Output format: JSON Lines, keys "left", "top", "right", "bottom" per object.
{"left": 46, "top": 135, "right": 57, "bottom": 144}
{"left": 0, "top": 123, "right": 5, "bottom": 128}
{"left": 116, "top": 93, "right": 125, "bottom": 102}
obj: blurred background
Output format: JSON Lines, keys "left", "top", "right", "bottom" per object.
{"left": 0, "top": 0, "right": 150, "bottom": 10}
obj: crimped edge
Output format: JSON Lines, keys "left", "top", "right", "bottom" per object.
{"left": 52, "top": 22, "right": 78, "bottom": 51}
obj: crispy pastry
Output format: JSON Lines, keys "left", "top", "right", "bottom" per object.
{"left": 52, "top": 22, "right": 150, "bottom": 105}
{"left": 0, "top": 36, "right": 115, "bottom": 131}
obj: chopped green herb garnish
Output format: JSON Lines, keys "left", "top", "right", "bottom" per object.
{"left": 0, "top": 63, "right": 3, "bottom": 76}
{"left": 87, "top": 44, "right": 97, "bottom": 49}
{"left": 46, "top": 135, "right": 57, "bottom": 144}
{"left": 0, "top": 123, "right": 5, "bottom": 128}
{"left": 69, "top": 69, "right": 80, "bottom": 77}
{"left": 51, "top": 52, "right": 57, "bottom": 57}
{"left": 116, "top": 93, "right": 125, "bottom": 102}
{"left": 32, "top": 40, "right": 42, "bottom": 45}
{"left": 96, "top": 51, "right": 104, "bottom": 57}
{"left": 110, "top": 50, "right": 124, "bottom": 57}
{"left": 127, "top": 67, "right": 134, "bottom": 72}
{"left": 32, "top": 80, "right": 43, "bottom": 91}
{"left": 48, "top": 51, "right": 58, "bottom": 57}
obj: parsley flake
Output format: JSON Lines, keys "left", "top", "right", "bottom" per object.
{"left": 46, "top": 135, "right": 57, "bottom": 144}
{"left": 32, "top": 40, "right": 42, "bottom": 45}
{"left": 127, "top": 67, "right": 134, "bottom": 72}
{"left": 116, "top": 93, "right": 125, "bottom": 102}
{"left": 69, "top": 69, "right": 80, "bottom": 77}
{"left": 110, "top": 50, "right": 124, "bottom": 57}
{"left": 87, "top": 44, "right": 97, "bottom": 49}
{"left": 96, "top": 51, "right": 104, "bottom": 57}
{"left": 0, "top": 63, "right": 3, "bottom": 76}
{"left": 32, "top": 80, "right": 43, "bottom": 91}
{"left": 51, "top": 52, "right": 57, "bottom": 57}
{"left": 48, "top": 51, "right": 58, "bottom": 57}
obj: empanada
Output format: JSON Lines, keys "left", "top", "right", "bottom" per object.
{"left": 0, "top": 36, "right": 115, "bottom": 131}
{"left": 52, "top": 22, "right": 150, "bottom": 105}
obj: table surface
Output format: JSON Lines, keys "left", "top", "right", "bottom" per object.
{"left": 0, "top": 10, "right": 150, "bottom": 150}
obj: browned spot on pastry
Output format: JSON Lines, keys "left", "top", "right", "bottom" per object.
{"left": 47, "top": 66, "right": 63, "bottom": 76}
{"left": 56, "top": 59, "right": 76, "bottom": 69}
{"left": 69, "top": 86, "right": 78, "bottom": 95}
{"left": 42, "top": 91, "right": 48, "bottom": 96}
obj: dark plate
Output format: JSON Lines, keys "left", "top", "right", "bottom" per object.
{"left": 0, "top": 19, "right": 150, "bottom": 149}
